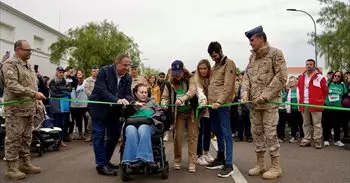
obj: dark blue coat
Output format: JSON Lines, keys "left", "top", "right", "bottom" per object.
{"left": 89, "top": 64, "right": 134, "bottom": 121}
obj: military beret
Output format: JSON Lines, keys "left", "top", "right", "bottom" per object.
{"left": 245, "top": 26, "right": 264, "bottom": 39}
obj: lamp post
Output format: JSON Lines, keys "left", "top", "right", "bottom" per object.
{"left": 287, "top": 9, "right": 317, "bottom": 67}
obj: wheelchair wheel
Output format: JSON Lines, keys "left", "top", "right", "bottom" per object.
{"left": 53, "top": 142, "right": 60, "bottom": 151}
{"left": 120, "top": 164, "right": 130, "bottom": 182}
{"left": 161, "top": 161, "right": 169, "bottom": 179}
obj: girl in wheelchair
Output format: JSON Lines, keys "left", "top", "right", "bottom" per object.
{"left": 120, "top": 83, "right": 165, "bottom": 172}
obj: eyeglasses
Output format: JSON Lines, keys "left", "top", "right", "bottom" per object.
{"left": 20, "top": 48, "right": 32, "bottom": 52}
{"left": 334, "top": 75, "right": 341, "bottom": 78}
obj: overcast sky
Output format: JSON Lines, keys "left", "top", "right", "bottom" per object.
{"left": 2, "top": 0, "right": 327, "bottom": 72}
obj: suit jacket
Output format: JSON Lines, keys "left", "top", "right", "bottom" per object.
{"left": 89, "top": 64, "right": 134, "bottom": 122}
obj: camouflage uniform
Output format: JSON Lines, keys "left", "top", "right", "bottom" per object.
{"left": 2, "top": 55, "right": 38, "bottom": 161}
{"left": 242, "top": 43, "right": 287, "bottom": 158}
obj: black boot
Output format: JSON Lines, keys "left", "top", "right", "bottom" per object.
{"left": 96, "top": 165, "right": 117, "bottom": 176}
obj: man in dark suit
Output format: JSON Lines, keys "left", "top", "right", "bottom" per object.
{"left": 89, "top": 54, "right": 134, "bottom": 176}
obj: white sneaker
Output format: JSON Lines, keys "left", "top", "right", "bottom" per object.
{"left": 203, "top": 154, "right": 214, "bottom": 163}
{"left": 324, "top": 141, "right": 330, "bottom": 146}
{"left": 197, "top": 156, "right": 208, "bottom": 166}
{"left": 289, "top": 137, "right": 297, "bottom": 143}
{"left": 163, "top": 131, "right": 169, "bottom": 142}
{"left": 334, "top": 141, "right": 345, "bottom": 147}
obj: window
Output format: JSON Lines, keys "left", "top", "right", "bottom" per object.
{"left": 33, "top": 35, "right": 44, "bottom": 51}
{"left": 0, "top": 22, "right": 15, "bottom": 42}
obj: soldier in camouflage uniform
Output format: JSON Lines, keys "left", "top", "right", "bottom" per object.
{"left": 1, "top": 40, "right": 46, "bottom": 180}
{"left": 241, "top": 26, "right": 287, "bottom": 180}
{"left": 83, "top": 65, "right": 99, "bottom": 142}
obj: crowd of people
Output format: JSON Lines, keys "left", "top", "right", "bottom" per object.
{"left": 1, "top": 25, "right": 350, "bottom": 181}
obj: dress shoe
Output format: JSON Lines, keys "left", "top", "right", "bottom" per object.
{"left": 96, "top": 165, "right": 117, "bottom": 176}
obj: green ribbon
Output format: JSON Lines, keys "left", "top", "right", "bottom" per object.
{"left": 268, "top": 101, "right": 350, "bottom": 112}
{"left": 195, "top": 101, "right": 250, "bottom": 120}
{"left": 0, "top": 99, "right": 33, "bottom": 106}
{"left": 1, "top": 98, "right": 349, "bottom": 120}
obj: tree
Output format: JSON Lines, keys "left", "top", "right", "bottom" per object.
{"left": 49, "top": 20, "right": 141, "bottom": 75}
{"left": 313, "top": 0, "right": 350, "bottom": 71}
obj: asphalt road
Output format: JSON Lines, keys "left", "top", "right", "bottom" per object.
{"left": 1, "top": 138, "right": 350, "bottom": 183}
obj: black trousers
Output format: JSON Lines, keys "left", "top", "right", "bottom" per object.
{"left": 277, "top": 110, "right": 287, "bottom": 140}
{"left": 289, "top": 110, "right": 304, "bottom": 138}
{"left": 71, "top": 107, "right": 88, "bottom": 133}
{"left": 323, "top": 109, "right": 342, "bottom": 142}
{"left": 230, "top": 105, "right": 239, "bottom": 135}
{"left": 238, "top": 107, "right": 251, "bottom": 140}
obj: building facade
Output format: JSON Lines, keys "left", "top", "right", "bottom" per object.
{"left": 0, "top": 1, "right": 68, "bottom": 77}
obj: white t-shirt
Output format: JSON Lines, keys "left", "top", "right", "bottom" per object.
{"left": 304, "top": 74, "right": 311, "bottom": 104}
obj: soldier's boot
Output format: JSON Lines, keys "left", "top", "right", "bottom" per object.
{"left": 248, "top": 152, "right": 266, "bottom": 176}
{"left": 262, "top": 156, "right": 282, "bottom": 180}
{"left": 5, "top": 160, "right": 26, "bottom": 180}
{"left": 18, "top": 156, "right": 41, "bottom": 174}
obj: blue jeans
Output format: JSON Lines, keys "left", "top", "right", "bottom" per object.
{"left": 210, "top": 107, "right": 233, "bottom": 165}
{"left": 197, "top": 117, "right": 211, "bottom": 156}
{"left": 122, "top": 124, "right": 154, "bottom": 163}
{"left": 92, "top": 118, "right": 121, "bottom": 167}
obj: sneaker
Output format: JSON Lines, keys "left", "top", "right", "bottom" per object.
{"left": 203, "top": 154, "right": 214, "bottom": 163}
{"left": 163, "top": 131, "right": 169, "bottom": 142}
{"left": 197, "top": 156, "right": 208, "bottom": 166}
{"left": 334, "top": 141, "right": 345, "bottom": 147}
{"left": 324, "top": 141, "right": 330, "bottom": 146}
{"left": 278, "top": 138, "right": 284, "bottom": 143}
{"left": 289, "top": 137, "right": 297, "bottom": 143}
{"left": 206, "top": 159, "right": 224, "bottom": 170}
{"left": 218, "top": 164, "right": 234, "bottom": 178}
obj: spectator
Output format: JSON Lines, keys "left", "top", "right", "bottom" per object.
{"left": 298, "top": 59, "right": 328, "bottom": 149}
{"left": 49, "top": 66, "right": 72, "bottom": 147}
{"left": 277, "top": 89, "right": 288, "bottom": 142}
{"left": 158, "top": 72, "right": 166, "bottom": 87}
{"left": 323, "top": 71, "right": 347, "bottom": 147}
{"left": 83, "top": 65, "right": 99, "bottom": 142}
{"left": 130, "top": 64, "right": 147, "bottom": 91}
{"left": 65, "top": 66, "right": 78, "bottom": 89}
{"left": 326, "top": 71, "right": 334, "bottom": 82}
{"left": 148, "top": 74, "right": 161, "bottom": 104}
{"left": 286, "top": 77, "right": 304, "bottom": 143}
{"left": 70, "top": 70, "right": 88, "bottom": 140}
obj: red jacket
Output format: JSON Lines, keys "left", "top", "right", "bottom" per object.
{"left": 298, "top": 71, "right": 328, "bottom": 112}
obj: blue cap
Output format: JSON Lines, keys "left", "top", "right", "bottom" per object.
{"left": 56, "top": 66, "right": 65, "bottom": 72}
{"left": 171, "top": 60, "right": 184, "bottom": 76}
{"left": 245, "top": 26, "right": 264, "bottom": 39}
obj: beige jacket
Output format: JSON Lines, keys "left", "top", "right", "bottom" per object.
{"left": 208, "top": 57, "right": 236, "bottom": 104}
{"left": 241, "top": 43, "right": 288, "bottom": 110}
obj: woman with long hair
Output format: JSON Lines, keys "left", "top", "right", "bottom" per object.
{"left": 286, "top": 76, "right": 304, "bottom": 143}
{"left": 161, "top": 60, "right": 198, "bottom": 173}
{"left": 194, "top": 59, "right": 214, "bottom": 166}
{"left": 70, "top": 70, "right": 88, "bottom": 140}
{"left": 148, "top": 75, "right": 161, "bottom": 104}
{"left": 323, "top": 71, "right": 347, "bottom": 147}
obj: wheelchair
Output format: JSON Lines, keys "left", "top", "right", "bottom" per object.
{"left": 119, "top": 114, "right": 169, "bottom": 181}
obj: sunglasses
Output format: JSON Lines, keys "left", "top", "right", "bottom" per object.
{"left": 334, "top": 75, "right": 341, "bottom": 78}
